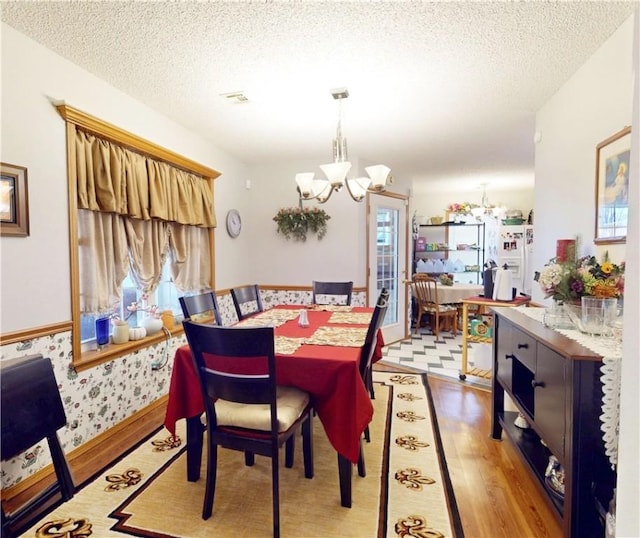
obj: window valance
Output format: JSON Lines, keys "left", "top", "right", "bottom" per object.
{"left": 75, "top": 130, "right": 215, "bottom": 227}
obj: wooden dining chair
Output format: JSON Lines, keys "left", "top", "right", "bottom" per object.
{"left": 230, "top": 284, "right": 264, "bottom": 320}
{"left": 360, "top": 288, "right": 389, "bottom": 402}
{"left": 356, "top": 288, "right": 389, "bottom": 478}
{"left": 179, "top": 291, "right": 222, "bottom": 325}
{"left": 312, "top": 281, "right": 353, "bottom": 305}
{"left": 182, "top": 321, "right": 314, "bottom": 538}
{"left": 412, "top": 273, "right": 458, "bottom": 339}
{"left": 1, "top": 354, "right": 75, "bottom": 538}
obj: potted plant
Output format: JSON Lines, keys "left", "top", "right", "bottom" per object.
{"left": 273, "top": 206, "right": 331, "bottom": 241}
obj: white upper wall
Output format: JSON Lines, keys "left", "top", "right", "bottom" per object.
{"left": 616, "top": 10, "right": 639, "bottom": 535}
{"left": 411, "top": 184, "right": 534, "bottom": 224}
{"left": 241, "top": 157, "right": 411, "bottom": 287}
{"left": 533, "top": 16, "right": 633, "bottom": 304}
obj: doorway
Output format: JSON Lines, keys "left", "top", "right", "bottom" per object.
{"left": 367, "top": 192, "right": 409, "bottom": 344}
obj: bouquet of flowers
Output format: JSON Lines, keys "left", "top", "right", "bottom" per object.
{"left": 537, "top": 253, "right": 624, "bottom": 303}
{"left": 446, "top": 202, "right": 476, "bottom": 215}
{"left": 126, "top": 293, "right": 160, "bottom": 319}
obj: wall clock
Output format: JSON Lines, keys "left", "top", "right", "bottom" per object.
{"left": 226, "top": 209, "right": 242, "bottom": 238}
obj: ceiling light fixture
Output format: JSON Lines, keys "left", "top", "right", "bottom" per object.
{"left": 471, "top": 183, "right": 507, "bottom": 220}
{"left": 295, "top": 88, "right": 390, "bottom": 203}
{"left": 220, "top": 91, "right": 249, "bottom": 103}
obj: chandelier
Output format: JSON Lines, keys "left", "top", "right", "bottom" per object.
{"left": 470, "top": 183, "right": 507, "bottom": 220}
{"left": 295, "top": 88, "right": 391, "bottom": 203}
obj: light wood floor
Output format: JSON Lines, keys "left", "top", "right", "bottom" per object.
{"left": 427, "top": 374, "right": 563, "bottom": 538}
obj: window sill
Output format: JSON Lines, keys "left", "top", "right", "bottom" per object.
{"left": 74, "top": 325, "right": 184, "bottom": 372}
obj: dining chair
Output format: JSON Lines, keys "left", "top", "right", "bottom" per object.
{"left": 230, "top": 284, "right": 264, "bottom": 320}
{"left": 1, "top": 354, "right": 75, "bottom": 538}
{"left": 356, "top": 288, "right": 389, "bottom": 478}
{"left": 179, "top": 291, "right": 222, "bottom": 325}
{"left": 412, "top": 273, "right": 458, "bottom": 339}
{"left": 360, "top": 288, "right": 389, "bottom": 402}
{"left": 182, "top": 321, "right": 314, "bottom": 538}
{"left": 312, "top": 280, "right": 353, "bottom": 305}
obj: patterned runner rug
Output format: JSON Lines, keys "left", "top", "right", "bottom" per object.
{"left": 23, "top": 372, "right": 462, "bottom": 537}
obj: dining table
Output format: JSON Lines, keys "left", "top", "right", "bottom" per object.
{"left": 408, "top": 279, "right": 483, "bottom": 304}
{"left": 163, "top": 304, "right": 383, "bottom": 508}
{"left": 433, "top": 282, "right": 484, "bottom": 304}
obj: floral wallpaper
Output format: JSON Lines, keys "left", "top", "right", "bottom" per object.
{"left": 0, "top": 289, "right": 366, "bottom": 489}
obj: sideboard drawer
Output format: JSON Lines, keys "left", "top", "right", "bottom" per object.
{"left": 510, "top": 327, "right": 537, "bottom": 371}
{"left": 495, "top": 317, "right": 514, "bottom": 391}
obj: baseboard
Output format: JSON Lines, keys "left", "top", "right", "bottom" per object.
{"left": 2, "top": 395, "right": 168, "bottom": 513}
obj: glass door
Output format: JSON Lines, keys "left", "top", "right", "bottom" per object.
{"left": 368, "top": 193, "right": 409, "bottom": 343}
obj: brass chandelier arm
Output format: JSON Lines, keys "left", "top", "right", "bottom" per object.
{"left": 344, "top": 178, "right": 368, "bottom": 202}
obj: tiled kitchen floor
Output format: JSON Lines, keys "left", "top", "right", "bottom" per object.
{"left": 380, "top": 325, "right": 492, "bottom": 389}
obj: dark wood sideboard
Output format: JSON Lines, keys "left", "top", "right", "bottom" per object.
{"left": 490, "top": 307, "right": 616, "bottom": 538}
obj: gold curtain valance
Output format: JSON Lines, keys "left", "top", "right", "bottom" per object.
{"left": 75, "top": 130, "right": 215, "bottom": 227}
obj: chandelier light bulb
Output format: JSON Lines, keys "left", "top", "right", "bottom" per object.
{"left": 346, "top": 177, "right": 370, "bottom": 201}
{"left": 365, "top": 165, "right": 390, "bottom": 191}
{"left": 295, "top": 172, "right": 317, "bottom": 199}
{"left": 320, "top": 161, "right": 352, "bottom": 189}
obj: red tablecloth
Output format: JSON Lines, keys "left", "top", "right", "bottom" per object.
{"left": 164, "top": 306, "right": 383, "bottom": 464}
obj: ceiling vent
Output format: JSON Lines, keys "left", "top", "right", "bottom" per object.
{"left": 220, "top": 91, "right": 249, "bottom": 103}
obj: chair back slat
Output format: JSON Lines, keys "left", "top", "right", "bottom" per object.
{"left": 412, "top": 274, "right": 440, "bottom": 306}
{"left": 231, "top": 284, "right": 264, "bottom": 320}
{"left": 183, "top": 322, "right": 276, "bottom": 408}
{"left": 412, "top": 273, "right": 458, "bottom": 338}
{"left": 312, "top": 281, "right": 353, "bottom": 305}
{"left": 179, "top": 292, "right": 222, "bottom": 325}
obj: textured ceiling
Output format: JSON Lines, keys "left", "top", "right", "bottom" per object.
{"left": 1, "top": 1, "right": 637, "bottom": 193}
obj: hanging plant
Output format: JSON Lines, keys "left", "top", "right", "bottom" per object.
{"left": 273, "top": 206, "right": 331, "bottom": 242}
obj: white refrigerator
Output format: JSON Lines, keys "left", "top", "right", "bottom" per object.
{"left": 496, "top": 224, "right": 534, "bottom": 296}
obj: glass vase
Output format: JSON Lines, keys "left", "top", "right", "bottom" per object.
{"left": 95, "top": 316, "right": 110, "bottom": 349}
{"left": 543, "top": 300, "right": 573, "bottom": 330}
{"left": 580, "top": 297, "right": 618, "bottom": 336}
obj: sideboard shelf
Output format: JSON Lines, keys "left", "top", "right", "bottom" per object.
{"left": 497, "top": 410, "right": 563, "bottom": 515}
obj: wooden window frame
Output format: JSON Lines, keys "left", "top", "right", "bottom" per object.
{"left": 57, "top": 105, "right": 220, "bottom": 371}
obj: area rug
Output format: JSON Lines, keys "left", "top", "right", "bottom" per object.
{"left": 22, "top": 372, "right": 462, "bottom": 538}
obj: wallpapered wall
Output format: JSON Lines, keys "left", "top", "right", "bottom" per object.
{"left": 0, "top": 289, "right": 366, "bottom": 489}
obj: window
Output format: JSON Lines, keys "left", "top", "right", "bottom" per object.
{"left": 375, "top": 207, "right": 398, "bottom": 325}
{"left": 58, "top": 105, "right": 220, "bottom": 370}
{"left": 80, "top": 262, "right": 182, "bottom": 347}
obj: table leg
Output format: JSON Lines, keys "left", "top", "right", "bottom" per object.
{"left": 186, "top": 416, "right": 204, "bottom": 482}
{"left": 338, "top": 454, "right": 352, "bottom": 508}
{"left": 460, "top": 302, "right": 469, "bottom": 380}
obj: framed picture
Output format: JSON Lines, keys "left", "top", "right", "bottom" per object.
{"left": 1, "top": 162, "right": 30, "bottom": 237}
{"left": 594, "top": 126, "right": 631, "bottom": 244}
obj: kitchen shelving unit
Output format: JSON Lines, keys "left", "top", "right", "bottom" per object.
{"left": 413, "top": 221, "right": 485, "bottom": 283}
